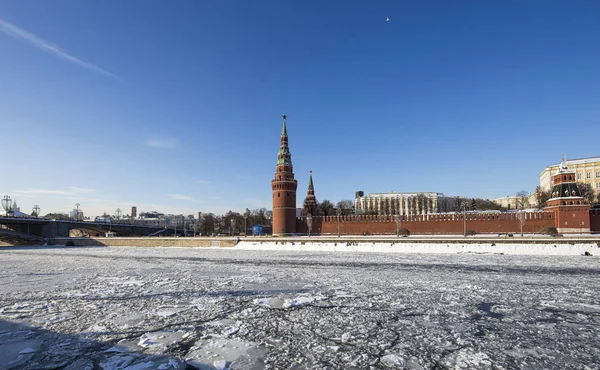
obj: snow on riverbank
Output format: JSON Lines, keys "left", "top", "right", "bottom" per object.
{"left": 235, "top": 240, "right": 599, "bottom": 256}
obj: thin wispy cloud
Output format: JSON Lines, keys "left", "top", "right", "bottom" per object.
{"left": 168, "top": 194, "right": 194, "bottom": 201}
{"left": 0, "top": 17, "right": 119, "bottom": 80}
{"left": 67, "top": 186, "right": 94, "bottom": 194}
{"left": 145, "top": 137, "right": 181, "bottom": 149}
{"left": 11, "top": 187, "right": 95, "bottom": 197}
{"left": 13, "top": 189, "right": 71, "bottom": 196}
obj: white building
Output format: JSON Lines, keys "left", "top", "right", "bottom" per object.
{"left": 540, "top": 157, "right": 600, "bottom": 195}
{"left": 354, "top": 191, "right": 450, "bottom": 216}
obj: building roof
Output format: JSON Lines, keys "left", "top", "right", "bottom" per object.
{"left": 544, "top": 156, "right": 600, "bottom": 169}
{"left": 555, "top": 157, "right": 574, "bottom": 175}
{"left": 540, "top": 156, "right": 600, "bottom": 177}
{"left": 358, "top": 192, "right": 445, "bottom": 198}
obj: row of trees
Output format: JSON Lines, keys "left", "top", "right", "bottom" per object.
{"left": 195, "top": 208, "right": 273, "bottom": 236}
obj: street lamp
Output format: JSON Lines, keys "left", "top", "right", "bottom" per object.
{"left": 75, "top": 203, "right": 80, "bottom": 221}
{"left": 115, "top": 208, "right": 122, "bottom": 220}
{"left": 244, "top": 214, "right": 248, "bottom": 236}
{"left": 336, "top": 208, "right": 341, "bottom": 237}
{"left": 32, "top": 205, "right": 40, "bottom": 218}
{"left": 231, "top": 218, "right": 236, "bottom": 236}
{"left": 462, "top": 203, "right": 467, "bottom": 237}
{"left": 2, "top": 195, "right": 12, "bottom": 217}
{"left": 307, "top": 214, "right": 313, "bottom": 237}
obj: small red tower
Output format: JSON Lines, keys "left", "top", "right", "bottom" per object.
{"left": 271, "top": 115, "right": 298, "bottom": 236}
{"left": 544, "top": 157, "right": 591, "bottom": 233}
{"left": 302, "top": 171, "right": 318, "bottom": 216}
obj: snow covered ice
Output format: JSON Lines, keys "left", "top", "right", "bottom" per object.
{"left": 0, "top": 245, "right": 599, "bottom": 369}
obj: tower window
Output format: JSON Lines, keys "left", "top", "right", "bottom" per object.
{"left": 577, "top": 173, "right": 582, "bottom": 180}
{"left": 278, "top": 193, "right": 280, "bottom": 198}
{"left": 586, "top": 172, "right": 591, "bottom": 179}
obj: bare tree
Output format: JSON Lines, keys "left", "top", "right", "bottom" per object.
{"left": 318, "top": 200, "right": 336, "bottom": 216}
{"left": 516, "top": 190, "right": 529, "bottom": 210}
{"left": 516, "top": 211, "right": 527, "bottom": 237}
{"left": 533, "top": 186, "right": 552, "bottom": 209}
{"left": 336, "top": 200, "right": 354, "bottom": 215}
{"left": 578, "top": 182, "right": 595, "bottom": 204}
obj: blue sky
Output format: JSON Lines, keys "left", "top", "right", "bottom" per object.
{"left": 1, "top": 1, "right": 599, "bottom": 217}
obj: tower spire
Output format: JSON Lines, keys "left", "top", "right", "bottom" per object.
{"left": 272, "top": 114, "right": 297, "bottom": 235}
{"left": 302, "top": 170, "right": 317, "bottom": 217}
{"left": 281, "top": 114, "right": 287, "bottom": 137}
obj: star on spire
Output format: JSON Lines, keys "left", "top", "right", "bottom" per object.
{"left": 281, "top": 114, "right": 288, "bottom": 136}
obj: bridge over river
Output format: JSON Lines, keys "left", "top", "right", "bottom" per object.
{"left": 0, "top": 217, "right": 171, "bottom": 244}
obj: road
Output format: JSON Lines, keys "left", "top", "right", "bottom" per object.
{"left": 0, "top": 246, "right": 599, "bottom": 369}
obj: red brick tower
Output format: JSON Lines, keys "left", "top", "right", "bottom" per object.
{"left": 544, "top": 157, "right": 591, "bottom": 233}
{"left": 302, "top": 171, "right": 318, "bottom": 216}
{"left": 272, "top": 115, "right": 298, "bottom": 236}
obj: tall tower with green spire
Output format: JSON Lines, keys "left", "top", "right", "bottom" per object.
{"left": 302, "top": 171, "right": 318, "bottom": 216}
{"left": 271, "top": 115, "right": 298, "bottom": 235}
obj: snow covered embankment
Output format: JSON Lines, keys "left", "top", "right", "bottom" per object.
{"left": 235, "top": 241, "right": 599, "bottom": 256}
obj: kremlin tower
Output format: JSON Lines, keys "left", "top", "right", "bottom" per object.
{"left": 271, "top": 115, "right": 298, "bottom": 236}
{"left": 544, "top": 157, "right": 591, "bottom": 233}
{"left": 302, "top": 171, "right": 318, "bottom": 216}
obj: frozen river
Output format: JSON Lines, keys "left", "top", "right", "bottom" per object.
{"left": 0, "top": 246, "right": 599, "bottom": 369}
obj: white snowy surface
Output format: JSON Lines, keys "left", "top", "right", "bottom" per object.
{"left": 0, "top": 245, "right": 599, "bottom": 369}
{"left": 235, "top": 240, "right": 599, "bottom": 255}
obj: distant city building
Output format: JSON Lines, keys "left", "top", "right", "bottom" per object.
{"left": 492, "top": 196, "right": 521, "bottom": 210}
{"left": 353, "top": 191, "right": 450, "bottom": 215}
{"left": 493, "top": 195, "right": 541, "bottom": 210}
{"left": 69, "top": 209, "right": 84, "bottom": 220}
{"left": 7, "top": 200, "right": 30, "bottom": 218}
{"left": 540, "top": 156, "right": 600, "bottom": 195}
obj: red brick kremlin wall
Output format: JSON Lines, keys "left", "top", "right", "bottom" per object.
{"left": 296, "top": 212, "right": 557, "bottom": 235}
{"left": 591, "top": 209, "right": 600, "bottom": 233}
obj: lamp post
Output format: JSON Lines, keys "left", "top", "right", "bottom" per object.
{"left": 115, "top": 208, "right": 122, "bottom": 220}
{"left": 231, "top": 218, "right": 236, "bottom": 236}
{"left": 307, "top": 214, "right": 313, "bottom": 237}
{"left": 395, "top": 214, "right": 400, "bottom": 237}
{"left": 75, "top": 203, "right": 80, "bottom": 221}
{"left": 462, "top": 203, "right": 467, "bottom": 237}
{"left": 244, "top": 215, "right": 248, "bottom": 236}
{"left": 580, "top": 221, "right": 584, "bottom": 235}
{"left": 2, "top": 196, "right": 12, "bottom": 216}
{"left": 33, "top": 205, "right": 40, "bottom": 218}
{"left": 336, "top": 208, "right": 341, "bottom": 237}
